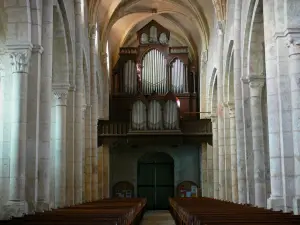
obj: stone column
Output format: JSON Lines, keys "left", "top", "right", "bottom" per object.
{"left": 263, "top": 0, "right": 284, "bottom": 210}
{"left": 89, "top": 24, "right": 99, "bottom": 201}
{"left": 98, "top": 146, "right": 104, "bottom": 198}
{"left": 211, "top": 115, "right": 219, "bottom": 198}
{"left": 234, "top": 0, "right": 247, "bottom": 204}
{"left": 287, "top": 35, "right": 300, "bottom": 214}
{"left": 247, "top": 76, "right": 266, "bottom": 207}
{"left": 201, "top": 144, "right": 208, "bottom": 196}
{"left": 102, "top": 145, "right": 110, "bottom": 198}
{"left": 224, "top": 104, "right": 232, "bottom": 201}
{"left": 217, "top": 22, "right": 225, "bottom": 200}
{"left": 74, "top": 0, "right": 84, "bottom": 204}
{"left": 3, "top": 47, "right": 32, "bottom": 218}
{"left": 66, "top": 85, "right": 76, "bottom": 206}
{"left": 207, "top": 144, "right": 214, "bottom": 197}
{"left": 53, "top": 85, "right": 69, "bottom": 208}
{"left": 228, "top": 103, "right": 238, "bottom": 203}
{"left": 85, "top": 105, "right": 92, "bottom": 202}
{"left": 37, "top": 0, "right": 53, "bottom": 211}
{"left": 81, "top": 104, "right": 87, "bottom": 202}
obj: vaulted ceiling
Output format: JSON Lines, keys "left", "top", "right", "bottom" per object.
{"left": 88, "top": 0, "right": 227, "bottom": 65}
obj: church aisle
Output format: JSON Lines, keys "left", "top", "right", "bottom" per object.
{"left": 140, "top": 210, "right": 176, "bottom": 225}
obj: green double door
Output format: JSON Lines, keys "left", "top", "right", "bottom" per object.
{"left": 137, "top": 161, "right": 174, "bottom": 210}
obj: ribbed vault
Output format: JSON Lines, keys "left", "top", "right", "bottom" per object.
{"left": 88, "top": 0, "right": 225, "bottom": 66}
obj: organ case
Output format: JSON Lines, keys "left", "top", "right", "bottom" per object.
{"left": 111, "top": 20, "right": 199, "bottom": 127}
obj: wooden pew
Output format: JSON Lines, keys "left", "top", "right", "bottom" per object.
{"left": 169, "top": 197, "right": 300, "bottom": 225}
{"left": 0, "top": 198, "right": 146, "bottom": 225}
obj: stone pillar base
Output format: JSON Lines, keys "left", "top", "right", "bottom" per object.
{"left": 2, "top": 200, "right": 28, "bottom": 220}
{"left": 35, "top": 201, "right": 50, "bottom": 212}
{"left": 267, "top": 197, "right": 285, "bottom": 211}
{"left": 293, "top": 197, "right": 300, "bottom": 215}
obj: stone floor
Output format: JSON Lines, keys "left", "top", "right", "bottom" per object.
{"left": 140, "top": 210, "right": 176, "bottom": 225}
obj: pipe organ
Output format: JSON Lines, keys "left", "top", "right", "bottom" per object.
{"left": 142, "top": 49, "right": 167, "bottom": 94}
{"left": 110, "top": 20, "right": 199, "bottom": 129}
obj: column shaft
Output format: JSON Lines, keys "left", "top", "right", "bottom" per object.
{"left": 229, "top": 106, "right": 238, "bottom": 203}
{"left": 263, "top": 0, "right": 284, "bottom": 210}
{"left": 74, "top": 0, "right": 84, "bottom": 204}
{"left": 234, "top": 0, "right": 247, "bottom": 204}
{"left": 224, "top": 106, "right": 232, "bottom": 201}
{"left": 89, "top": 24, "right": 99, "bottom": 201}
{"left": 53, "top": 87, "right": 69, "bottom": 208}
{"left": 211, "top": 116, "right": 219, "bottom": 198}
{"left": 3, "top": 48, "right": 32, "bottom": 218}
{"left": 36, "top": 0, "right": 53, "bottom": 211}
{"left": 201, "top": 144, "right": 208, "bottom": 196}
{"left": 207, "top": 144, "right": 214, "bottom": 198}
{"left": 85, "top": 105, "right": 92, "bottom": 201}
{"left": 217, "top": 23, "right": 225, "bottom": 200}
{"left": 66, "top": 86, "right": 75, "bottom": 206}
{"left": 287, "top": 36, "right": 300, "bottom": 214}
{"left": 248, "top": 76, "right": 266, "bottom": 207}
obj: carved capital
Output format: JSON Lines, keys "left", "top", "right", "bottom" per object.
{"left": 286, "top": 35, "right": 300, "bottom": 56}
{"left": 201, "top": 50, "right": 208, "bottom": 63}
{"left": 69, "top": 85, "right": 76, "bottom": 92}
{"left": 247, "top": 75, "right": 265, "bottom": 89}
{"left": 212, "top": 0, "right": 227, "bottom": 22}
{"left": 53, "top": 89, "right": 68, "bottom": 106}
{"left": 88, "top": 23, "right": 97, "bottom": 39}
{"left": 211, "top": 113, "right": 217, "bottom": 123}
{"left": 82, "top": 104, "right": 87, "bottom": 119}
{"left": 240, "top": 76, "right": 249, "bottom": 84}
{"left": 226, "top": 101, "right": 235, "bottom": 117}
{"left": 9, "top": 50, "right": 31, "bottom": 73}
{"left": 217, "top": 21, "right": 224, "bottom": 35}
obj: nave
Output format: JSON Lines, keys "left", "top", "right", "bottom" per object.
{"left": 2, "top": 197, "right": 300, "bottom": 225}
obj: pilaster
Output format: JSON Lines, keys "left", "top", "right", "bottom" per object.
{"left": 211, "top": 114, "right": 219, "bottom": 199}
{"left": 37, "top": 0, "right": 54, "bottom": 211}
{"left": 52, "top": 84, "right": 69, "bottom": 208}
{"left": 233, "top": 0, "right": 247, "bottom": 204}
{"left": 247, "top": 75, "right": 267, "bottom": 208}
{"left": 287, "top": 34, "right": 300, "bottom": 214}
{"left": 227, "top": 102, "right": 238, "bottom": 203}
{"left": 3, "top": 46, "right": 32, "bottom": 219}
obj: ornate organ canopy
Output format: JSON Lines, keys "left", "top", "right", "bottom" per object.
{"left": 112, "top": 20, "right": 197, "bottom": 96}
{"left": 111, "top": 20, "right": 199, "bottom": 129}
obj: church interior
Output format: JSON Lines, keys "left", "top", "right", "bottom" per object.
{"left": 0, "top": 0, "right": 300, "bottom": 224}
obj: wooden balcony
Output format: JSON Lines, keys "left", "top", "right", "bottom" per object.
{"left": 98, "top": 119, "right": 212, "bottom": 146}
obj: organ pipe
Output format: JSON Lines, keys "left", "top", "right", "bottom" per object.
{"left": 148, "top": 100, "right": 162, "bottom": 130}
{"left": 142, "top": 49, "right": 167, "bottom": 94}
{"left": 131, "top": 100, "right": 146, "bottom": 130}
{"left": 123, "top": 60, "right": 137, "bottom": 94}
{"left": 171, "top": 59, "right": 185, "bottom": 93}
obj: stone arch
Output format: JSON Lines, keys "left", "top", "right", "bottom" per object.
{"left": 247, "top": 0, "right": 265, "bottom": 79}
{"left": 223, "top": 40, "right": 234, "bottom": 103}
{"left": 208, "top": 68, "right": 217, "bottom": 113}
{"left": 83, "top": 51, "right": 90, "bottom": 105}
{"left": 211, "top": 76, "right": 218, "bottom": 115}
{"left": 57, "top": 0, "right": 75, "bottom": 85}
{"left": 52, "top": 4, "right": 69, "bottom": 84}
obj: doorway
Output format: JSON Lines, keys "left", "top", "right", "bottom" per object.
{"left": 137, "top": 152, "right": 174, "bottom": 210}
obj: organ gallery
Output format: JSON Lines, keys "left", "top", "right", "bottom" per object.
{"left": 107, "top": 20, "right": 202, "bottom": 134}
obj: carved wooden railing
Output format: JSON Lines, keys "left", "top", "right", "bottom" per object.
{"left": 98, "top": 119, "right": 212, "bottom": 136}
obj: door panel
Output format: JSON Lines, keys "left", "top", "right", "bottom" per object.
{"left": 155, "top": 186, "right": 174, "bottom": 209}
{"left": 137, "top": 161, "right": 174, "bottom": 210}
{"left": 138, "top": 186, "right": 155, "bottom": 209}
{"left": 138, "top": 164, "right": 154, "bottom": 185}
{"left": 155, "top": 164, "right": 174, "bottom": 185}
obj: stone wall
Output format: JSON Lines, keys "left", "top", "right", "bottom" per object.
{"left": 110, "top": 145, "right": 201, "bottom": 197}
